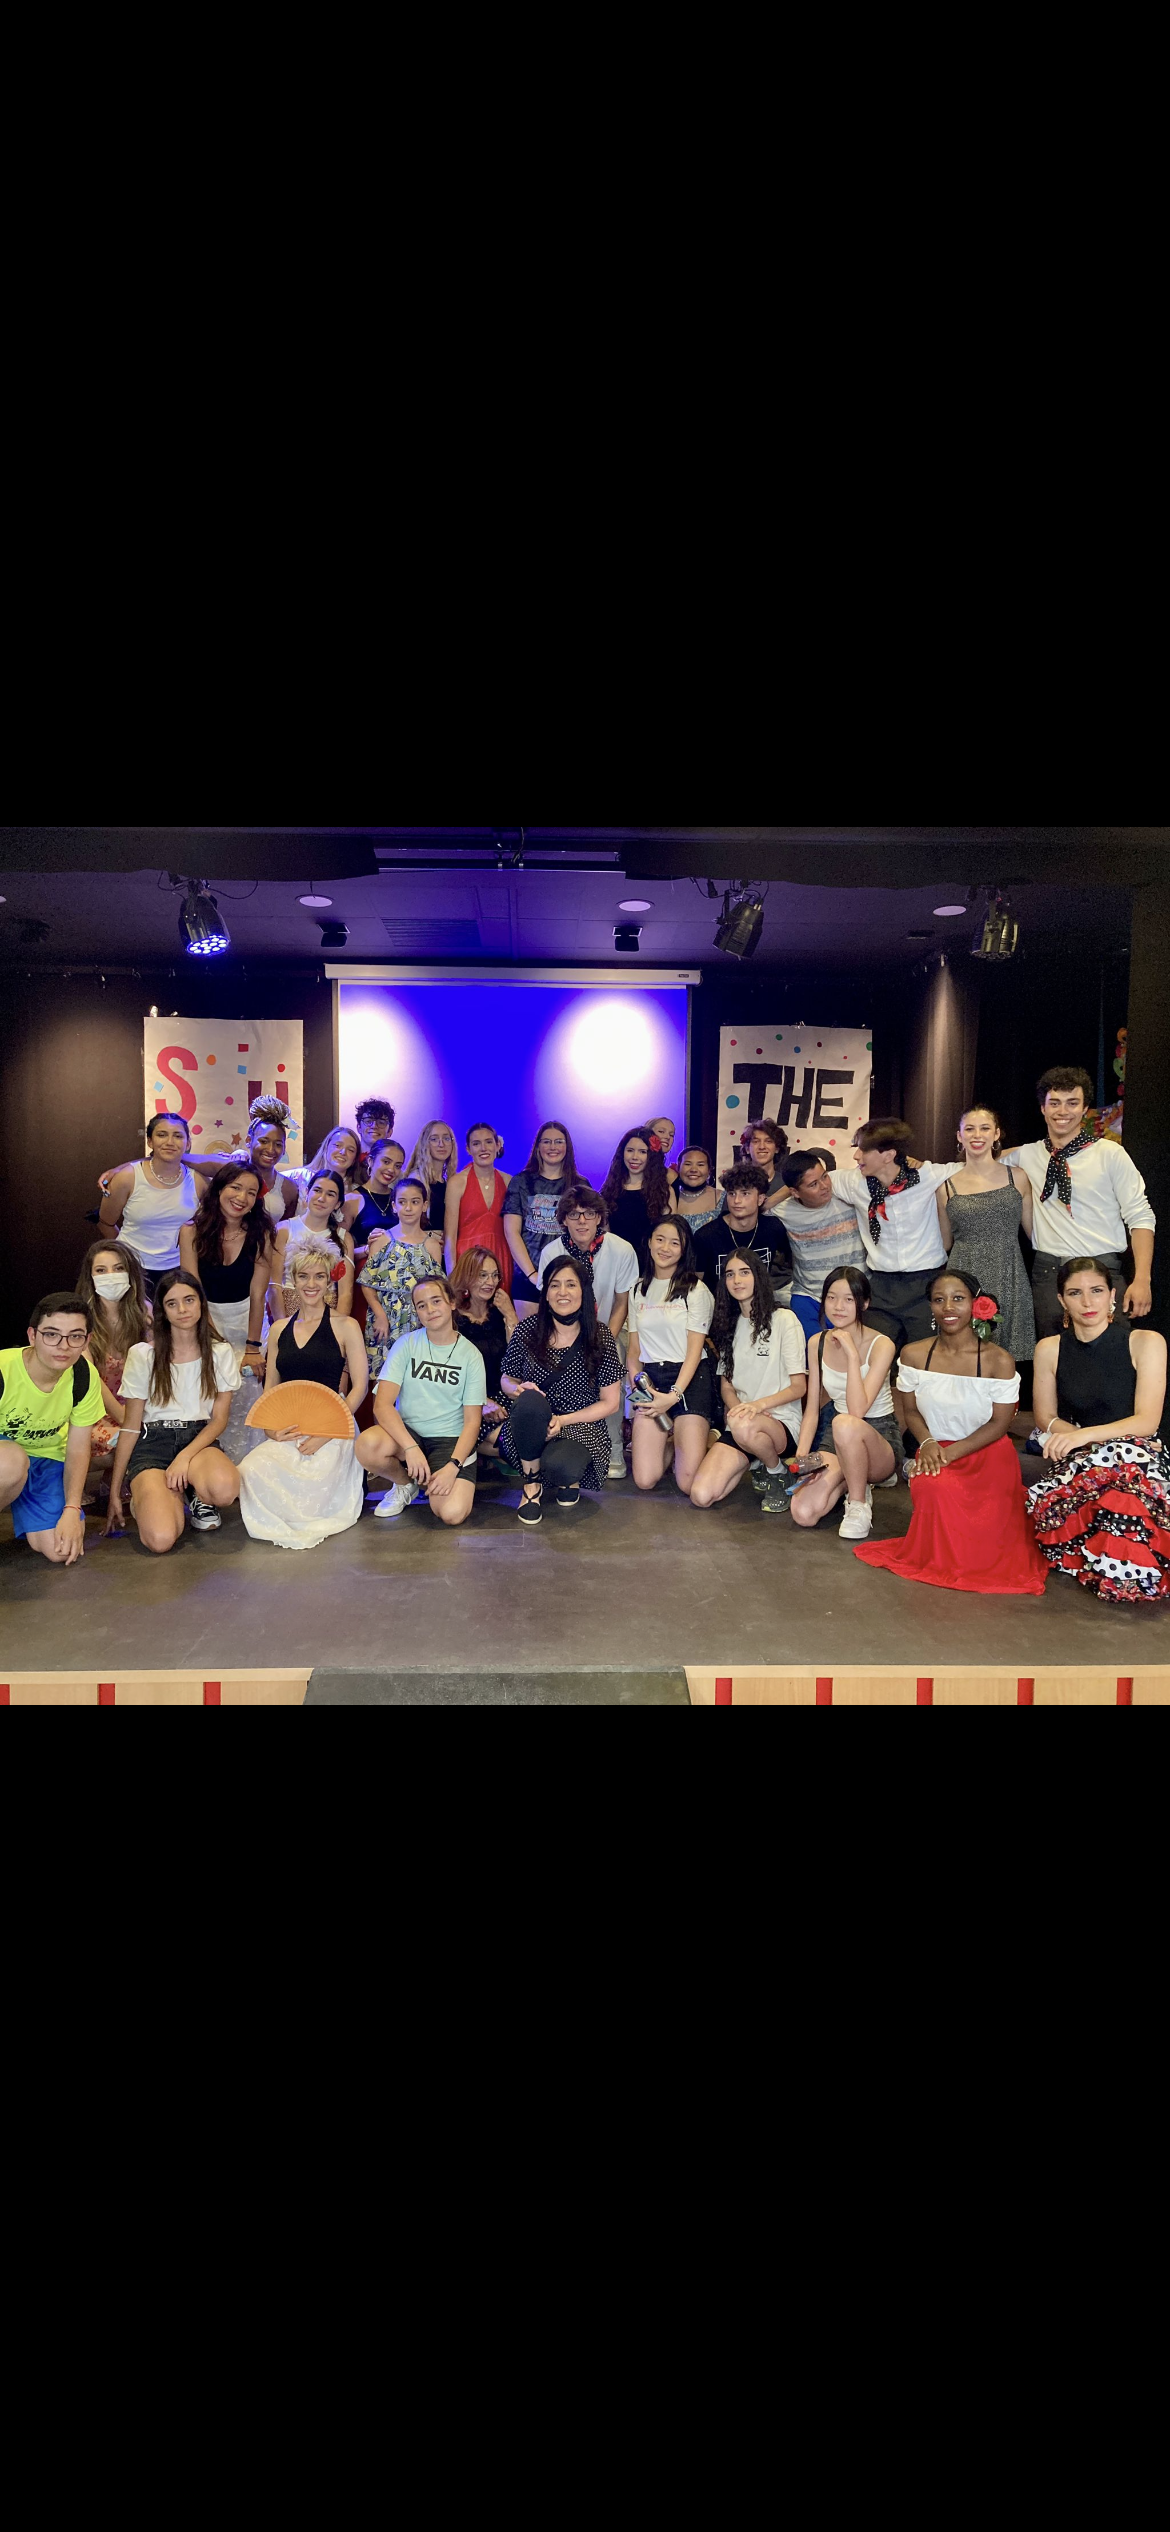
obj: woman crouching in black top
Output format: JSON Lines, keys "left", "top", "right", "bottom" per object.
{"left": 500, "top": 1257, "right": 622, "bottom": 1525}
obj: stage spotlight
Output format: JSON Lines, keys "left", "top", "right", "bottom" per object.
{"left": 971, "top": 889, "right": 1019, "bottom": 962}
{"left": 318, "top": 920, "right": 350, "bottom": 951}
{"left": 175, "top": 881, "right": 230, "bottom": 957}
{"left": 614, "top": 925, "right": 642, "bottom": 954}
{"left": 715, "top": 888, "right": 766, "bottom": 960}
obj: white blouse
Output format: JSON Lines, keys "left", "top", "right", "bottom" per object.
{"left": 898, "top": 1363, "right": 1020, "bottom": 1440}
{"left": 122, "top": 1340, "right": 240, "bottom": 1424}
{"left": 731, "top": 1308, "right": 808, "bottom": 1442}
{"left": 626, "top": 1277, "right": 714, "bottom": 1365}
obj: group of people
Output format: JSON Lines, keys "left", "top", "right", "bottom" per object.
{"left": 2, "top": 1071, "right": 1167, "bottom": 1608}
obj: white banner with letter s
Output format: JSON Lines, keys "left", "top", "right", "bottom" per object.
{"left": 717, "top": 1025, "right": 873, "bottom": 1174}
{"left": 144, "top": 1018, "right": 305, "bottom": 1163}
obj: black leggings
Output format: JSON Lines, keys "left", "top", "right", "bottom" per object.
{"left": 510, "top": 1390, "right": 592, "bottom": 1488}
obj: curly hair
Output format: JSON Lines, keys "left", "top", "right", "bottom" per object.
{"left": 247, "top": 1096, "right": 295, "bottom": 1141}
{"left": 601, "top": 1126, "right": 673, "bottom": 1228}
{"left": 530, "top": 1254, "right": 609, "bottom": 1380}
{"left": 929, "top": 1267, "right": 1002, "bottom": 1338}
{"left": 711, "top": 1250, "right": 777, "bottom": 1377}
{"left": 190, "top": 1165, "right": 274, "bottom": 1273}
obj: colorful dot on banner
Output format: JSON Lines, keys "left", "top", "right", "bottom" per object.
{"left": 237, "top": 1065, "right": 247, "bottom": 1075}
{"left": 776, "top": 1034, "right": 784, "bottom": 1042}
{"left": 817, "top": 1042, "right": 823, "bottom": 1049}
{"left": 154, "top": 1082, "right": 164, "bottom": 1094}
{"left": 730, "top": 1039, "right": 738, "bottom": 1048}
{"left": 726, "top": 1095, "right": 741, "bottom": 1110}
{"left": 867, "top": 1042, "right": 873, "bottom": 1051}
{"left": 756, "top": 1046, "right": 763, "bottom": 1055}
{"left": 277, "top": 1064, "right": 286, "bottom": 1075}
{"left": 793, "top": 1045, "right": 802, "bottom": 1054}
{"left": 830, "top": 1139, "right": 837, "bottom": 1146}
{"left": 238, "top": 1045, "right": 249, "bottom": 1054}
{"left": 206, "top": 1054, "right": 216, "bottom": 1066}
{"left": 225, "top": 1097, "right": 234, "bottom": 1106}
{"left": 214, "top": 1121, "right": 223, "bottom": 1128}
{"left": 192, "top": 1124, "right": 203, "bottom": 1135}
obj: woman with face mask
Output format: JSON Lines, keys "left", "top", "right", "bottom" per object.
{"left": 190, "top": 1242, "right": 370, "bottom": 1551}
{"left": 357, "top": 1178, "right": 441, "bottom": 1384}
{"left": 499, "top": 1258, "right": 623, "bottom": 1524}
{"left": 75, "top": 1241, "right": 153, "bottom": 1485}
{"left": 103, "top": 1271, "right": 240, "bottom": 1550}
{"left": 673, "top": 1147, "right": 726, "bottom": 1237}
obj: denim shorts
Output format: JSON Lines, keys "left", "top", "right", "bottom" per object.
{"left": 812, "top": 1402, "right": 902, "bottom": 1463}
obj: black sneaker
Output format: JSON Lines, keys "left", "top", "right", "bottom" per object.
{"left": 760, "top": 1471, "right": 789, "bottom": 1516}
{"left": 186, "top": 1490, "right": 221, "bottom": 1532}
{"left": 555, "top": 1485, "right": 581, "bottom": 1511}
{"left": 517, "top": 1483, "right": 544, "bottom": 1528}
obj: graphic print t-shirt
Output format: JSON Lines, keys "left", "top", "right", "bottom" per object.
{"left": 0, "top": 1348, "right": 104, "bottom": 1464}
{"left": 380, "top": 1331, "right": 487, "bottom": 1435}
{"left": 503, "top": 1174, "right": 566, "bottom": 1274}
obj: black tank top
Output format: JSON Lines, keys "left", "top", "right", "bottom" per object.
{"left": 1057, "top": 1317, "right": 1136, "bottom": 1426}
{"left": 199, "top": 1247, "right": 255, "bottom": 1302}
{"left": 276, "top": 1311, "right": 345, "bottom": 1392}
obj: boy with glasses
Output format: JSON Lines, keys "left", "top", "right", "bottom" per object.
{"left": 0, "top": 1294, "right": 104, "bottom": 1564}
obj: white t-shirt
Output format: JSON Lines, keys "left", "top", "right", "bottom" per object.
{"left": 898, "top": 1363, "right": 1020, "bottom": 1440}
{"left": 834, "top": 1164, "right": 958, "bottom": 1274}
{"left": 539, "top": 1233, "right": 640, "bottom": 1324}
{"left": 730, "top": 1308, "right": 808, "bottom": 1442}
{"left": 627, "top": 1277, "right": 715, "bottom": 1365}
{"left": 122, "top": 1340, "right": 241, "bottom": 1424}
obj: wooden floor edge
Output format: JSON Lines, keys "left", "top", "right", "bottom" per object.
{"left": 0, "top": 1669, "right": 311, "bottom": 1707}
{"left": 686, "top": 1666, "right": 1170, "bottom": 1708}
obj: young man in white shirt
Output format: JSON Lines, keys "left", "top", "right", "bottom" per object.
{"left": 833, "top": 1119, "right": 958, "bottom": 1349}
{"left": 1004, "top": 1066, "right": 1156, "bottom": 1340}
{"left": 539, "top": 1184, "right": 641, "bottom": 1479}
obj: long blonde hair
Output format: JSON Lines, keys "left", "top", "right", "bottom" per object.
{"left": 406, "top": 1121, "right": 458, "bottom": 1188}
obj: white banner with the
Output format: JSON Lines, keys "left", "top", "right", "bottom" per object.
{"left": 717, "top": 1024, "right": 873, "bottom": 1175}
{"left": 144, "top": 1018, "right": 305, "bottom": 1164}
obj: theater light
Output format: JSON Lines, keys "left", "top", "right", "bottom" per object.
{"left": 715, "top": 887, "right": 766, "bottom": 960}
{"left": 971, "top": 889, "right": 1019, "bottom": 961}
{"left": 178, "top": 880, "right": 230, "bottom": 958}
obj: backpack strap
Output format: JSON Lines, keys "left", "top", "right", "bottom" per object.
{"left": 73, "top": 1359, "right": 91, "bottom": 1408}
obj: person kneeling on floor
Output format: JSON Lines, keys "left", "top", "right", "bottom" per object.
{"left": 357, "top": 1274, "right": 485, "bottom": 1528}
{"left": 690, "top": 1253, "right": 807, "bottom": 1514}
{"left": 789, "top": 1268, "right": 901, "bottom": 1541}
{"left": 0, "top": 1293, "right": 105, "bottom": 1565}
{"left": 499, "top": 1258, "right": 623, "bottom": 1526}
{"left": 103, "top": 1271, "right": 240, "bottom": 1552}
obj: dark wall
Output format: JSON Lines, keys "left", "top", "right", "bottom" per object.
{"left": 970, "top": 947, "right": 1129, "bottom": 1150}
{"left": 0, "top": 968, "right": 335, "bottom": 1331}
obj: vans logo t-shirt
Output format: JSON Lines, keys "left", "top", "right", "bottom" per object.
{"left": 379, "top": 1331, "right": 487, "bottom": 1436}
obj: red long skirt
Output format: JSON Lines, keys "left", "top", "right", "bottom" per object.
{"left": 854, "top": 1436, "right": 1049, "bottom": 1597}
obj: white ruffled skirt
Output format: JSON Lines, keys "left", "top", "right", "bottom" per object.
{"left": 238, "top": 1437, "right": 364, "bottom": 1551}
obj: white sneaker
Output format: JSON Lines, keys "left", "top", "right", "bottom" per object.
{"left": 607, "top": 1459, "right": 627, "bottom": 1480}
{"left": 374, "top": 1482, "right": 419, "bottom": 1521}
{"left": 839, "top": 1499, "right": 874, "bottom": 1541}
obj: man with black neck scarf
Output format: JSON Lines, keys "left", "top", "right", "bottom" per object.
{"left": 694, "top": 1165, "right": 794, "bottom": 1305}
{"left": 1004, "top": 1066, "right": 1156, "bottom": 1339}
{"left": 833, "top": 1120, "right": 959, "bottom": 1349}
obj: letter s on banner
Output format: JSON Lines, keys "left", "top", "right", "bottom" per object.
{"left": 156, "top": 1047, "right": 199, "bottom": 1120}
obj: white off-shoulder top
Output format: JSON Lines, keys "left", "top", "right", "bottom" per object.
{"left": 898, "top": 1363, "right": 1020, "bottom": 1440}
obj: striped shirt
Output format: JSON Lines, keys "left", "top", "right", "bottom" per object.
{"left": 780, "top": 1193, "right": 866, "bottom": 1298}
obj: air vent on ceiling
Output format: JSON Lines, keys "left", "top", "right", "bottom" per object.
{"left": 381, "top": 918, "right": 482, "bottom": 951}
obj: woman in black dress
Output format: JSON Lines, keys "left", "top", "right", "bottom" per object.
{"left": 600, "top": 1126, "right": 675, "bottom": 1268}
{"left": 1028, "top": 1255, "right": 1169, "bottom": 1601}
{"left": 500, "top": 1257, "right": 622, "bottom": 1525}
{"left": 451, "top": 1244, "right": 518, "bottom": 1457}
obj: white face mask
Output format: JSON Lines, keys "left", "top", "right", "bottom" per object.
{"left": 94, "top": 1272, "right": 131, "bottom": 1300}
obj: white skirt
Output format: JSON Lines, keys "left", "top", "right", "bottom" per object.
{"left": 238, "top": 1437, "right": 364, "bottom": 1551}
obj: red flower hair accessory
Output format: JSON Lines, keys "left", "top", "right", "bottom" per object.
{"left": 972, "top": 1296, "right": 999, "bottom": 1329}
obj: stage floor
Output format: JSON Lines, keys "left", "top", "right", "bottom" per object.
{"left": 3, "top": 1467, "right": 1169, "bottom": 1678}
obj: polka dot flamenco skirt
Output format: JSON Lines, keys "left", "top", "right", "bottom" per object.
{"left": 1027, "top": 1437, "right": 1170, "bottom": 1604}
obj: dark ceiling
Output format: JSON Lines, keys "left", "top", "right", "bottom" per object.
{"left": 0, "top": 860, "right": 1137, "bottom": 973}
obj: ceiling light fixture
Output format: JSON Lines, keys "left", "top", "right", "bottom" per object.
{"left": 619, "top": 899, "right": 652, "bottom": 914}
{"left": 300, "top": 893, "right": 333, "bottom": 909}
{"left": 176, "top": 877, "right": 230, "bottom": 958}
{"left": 715, "top": 884, "right": 766, "bottom": 961}
{"left": 934, "top": 905, "right": 967, "bottom": 918}
{"left": 971, "top": 888, "right": 1020, "bottom": 962}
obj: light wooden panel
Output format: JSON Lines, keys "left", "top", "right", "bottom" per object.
{"left": 687, "top": 1671, "right": 818, "bottom": 1708}
{"left": 5, "top": 1676, "right": 101, "bottom": 1707}
{"left": 685, "top": 1667, "right": 1170, "bottom": 1707}
{"left": 1033, "top": 1671, "right": 1130, "bottom": 1707}
{"left": 932, "top": 1673, "right": 1020, "bottom": 1708}
{"left": 2, "top": 1670, "right": 310, "bottom": 1708}
{"left": 831, "top": 1673, "right": 920, "bottom": 1708}
{"left": 219, "top": 1673, "right": 310, "bottom": 1707}
{"left": 1133, "top": 1673, "right": 1170, "bottom": 1706}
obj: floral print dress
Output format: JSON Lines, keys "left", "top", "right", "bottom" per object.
{"left": 358, "top": 1238, "right": 435, "bottom": 1382}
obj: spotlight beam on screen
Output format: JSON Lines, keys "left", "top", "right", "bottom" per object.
{"left": 336, "top": 973, "right": 694, "bottom": 1191}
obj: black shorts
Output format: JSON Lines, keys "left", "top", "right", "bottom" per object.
{"left": 127, "top": 1420, "right": 209, "bottom": 1483}
{"left": 640, "top": 1357, "right": 717, "bottom": 1424}
{"left": 401, "top": 1423, "right": 479, "bottom": 1482}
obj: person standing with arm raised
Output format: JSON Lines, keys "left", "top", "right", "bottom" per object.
{"left": 1005, "top": 1067, "right": 1156, "bottom": 1340}
{"left": 99, "top": 1114, "right": 199, "bottom": 1302}
{"left": 831, "top": 1119, "right": 957, "bottom": 1355}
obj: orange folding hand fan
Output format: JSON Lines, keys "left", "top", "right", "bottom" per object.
{"left": 245, "top": 1381, "right": 358, "bottom": 1441}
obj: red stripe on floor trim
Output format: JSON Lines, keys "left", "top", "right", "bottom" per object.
{"left": 816, "top": 1677, "right": 834, "bottom": 1707}
{"left": 1017, "top": 1678, "right": 1035, "bottom": 1707}
{"left": 1117, "top": 1677, "right": 1134, "bottom": 1707}
{"left": 98, "top": 1682, "right": 115, "bottom": 1706}
{"left": 203, "top": 1681, "right": 222, "bottom": 1707}
{"left": 0, "top": 1683, "right": 9, "bottom": 1706}
{"left": 715, "top": 1678, "right": 733, "bottom": 1707}
{"left": 916, "top": 1678, "right": 934, "bottom": 1706}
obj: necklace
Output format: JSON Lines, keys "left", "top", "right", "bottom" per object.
{"left": 364, "top": 1188, "right": 397, "bottom": 1219}
{"left": 146, "top": 1155, "right": 184, "bottom": 1187}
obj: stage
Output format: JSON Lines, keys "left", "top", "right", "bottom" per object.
{"left": 4, "top": 1461, "right": 1170, "bottom": 1701}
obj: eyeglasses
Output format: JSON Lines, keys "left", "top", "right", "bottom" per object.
{"left": 40, "top": 1329, "right": 88, "bottom": 1348}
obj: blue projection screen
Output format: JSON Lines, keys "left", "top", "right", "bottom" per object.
{"left": 338, "top": 978, "right": 689, "bottom": 1188}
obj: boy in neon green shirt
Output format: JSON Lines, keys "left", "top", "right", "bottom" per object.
{"left": 0, "top": 1294, "right": 104, "bottom": 1565}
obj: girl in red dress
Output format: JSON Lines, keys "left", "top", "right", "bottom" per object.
{"left": 445, "top": 1124, "right": 513, "bottom": 1292}
{"left": 855, "top": 1270, "right": 1048, "bottom": 1597}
